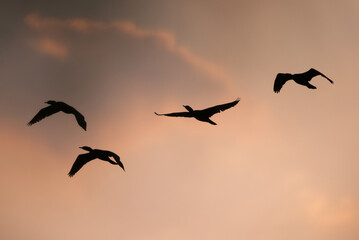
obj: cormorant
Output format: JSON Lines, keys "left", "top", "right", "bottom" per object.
{"left": 68, "top": 146, "right": 125, "bottom": 177}
{"left": 154, "top": 98, "right": 240, "bottom": 125}
{"left": 28, "top": 100, "right": 87, "bottom": 130}
{"left": 274, "top": 68, "right": 333, "bottom": 93}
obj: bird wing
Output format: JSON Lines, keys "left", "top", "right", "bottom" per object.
{"left": 201, "top": 98, "right": 240, "bottom": 117}
{"left": 28, "top": 105, "right": 61, "bottom": 125}
{"left": 107, "top": 151, "right": 125, "bottom": 171}
{"left": 72, "top": 109, "right": 87, "bottom": 131}
{"left": 307, "top": 68, "right": 334, "bottom": 83}
{"left": 154, "top": 111, "right": 192, "bottom": 117}
{"left": 273, "top": 73, "right": 291, "bottom": 93}
{"left": 68, "top": 153, "right": 94, "bottom": 177}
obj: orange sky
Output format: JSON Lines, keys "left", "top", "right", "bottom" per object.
{"left": 1, "top": 0, "right": 359, "bottom": 239}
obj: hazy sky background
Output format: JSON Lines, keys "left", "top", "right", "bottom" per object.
{"left": 1, "top": 0, "right": 359, "bottom": 239}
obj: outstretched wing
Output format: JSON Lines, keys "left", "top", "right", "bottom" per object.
{"left": 306, "top": 68, "right": 334, "bottom": 83}
{"left": 68, "top": 153, "right": 94, "bottom": 177}
{"left": 273, "top": 73, "right": 292, "bottom": 93}
{"left": 201, "top": 98, "right": 240, "bottom": 117}
{"left": 28, "top": 105, "right": 60, "bottom": 126}
{"left": 107, "top": 151, "right": 125, "bottom": 171}
{"left": 71, "top": 109, "right": 87, "bottom": 131}
{"left": 154, "top": 111, "right": 192, "bottom": 117}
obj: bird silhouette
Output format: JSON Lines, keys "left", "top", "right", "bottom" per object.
{"left": 273, "top": 68, "right": 333, "bottom": 93}
{"left": 68, "top": 146, "right": 125, "bottom": 177}
{"left": 28, "top": 100, "right": 87, "bottom": 130}
{"left": 154, "top": 98, "right": 240, "bottom": 125}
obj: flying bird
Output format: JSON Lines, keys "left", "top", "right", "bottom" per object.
{"left": 28, "top": 100, "right": 87, "bottom": 130}
{"left": 154, "top": 98, "right": 240, "bottom": 125}
{"left": 273, "top": 68, "right": 333, "bottom": 93}
{"left": 68, "top": 146, "right": 125, "bottom": 177}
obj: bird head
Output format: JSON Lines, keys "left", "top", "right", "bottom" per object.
{"left": 183, "top": 105, "right": 194, "bottom": 112}
{"left": 79, "top": 146, "right": 93, "bottom": 151}
{"left": 77, "top": 115, "right": 87, "bottom": 131}
{"left": 45, "top": 100, "right": 57, "bottom": 105}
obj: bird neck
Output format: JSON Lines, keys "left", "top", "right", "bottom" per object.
{"left": 46, "top": 100, "right": 57, "bottom": 105}
{"left": 81, "top": 146, "right": 93, "bottom": 152}
{"left": 184, "top": 105, "right": 194, "bottom": 112}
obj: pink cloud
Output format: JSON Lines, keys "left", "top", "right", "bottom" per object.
{"left": 306, "top": 194, "right": 355, "bottom": 228}
{"left": 30, "top": 37, "right": 68, "bottom": 59}
{"left": 25, "top": 13, "right": 234, "bottom": 88}
{"left": 25, "top": 13, "right": 64, "bottom": 30}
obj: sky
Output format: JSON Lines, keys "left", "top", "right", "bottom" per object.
{"left": 1, "top": 0, "right": 359, "bottom": 239}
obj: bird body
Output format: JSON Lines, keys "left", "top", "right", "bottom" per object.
{"left": 155, "top": 98, "right": 240, "bottom": 125}
{"left": 68, "top": 146, "right": 124, "bottom": 177}
{"left": 28, "top": 100, "right": 87, "bottom": 130}
{"left": 273, "top": 68, "right": 333, "bottom": 93}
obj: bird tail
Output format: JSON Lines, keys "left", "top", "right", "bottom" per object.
{"left": 207, "top": 119, "right": 217, "bottom": 125}
{"left": 307, "top": 84, "right": 317, "bottom": 89}
{"left": 321, "top": 74, "right": 334, "bottom": 84}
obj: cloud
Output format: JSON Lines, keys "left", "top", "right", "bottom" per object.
{"left": 283, "top": 171, "right": 358, "bottom": 229}
{"left": 29, "top": 37, "right": 68, "bottom": 59}
{"left": 24, "top": 13, "right": 234, "bottom": 89}
{"left": 306, "top": 194, "right": 355, "bottom": 228}
{"left": 25, "top": 13, "right": 64, "bottom": 30}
